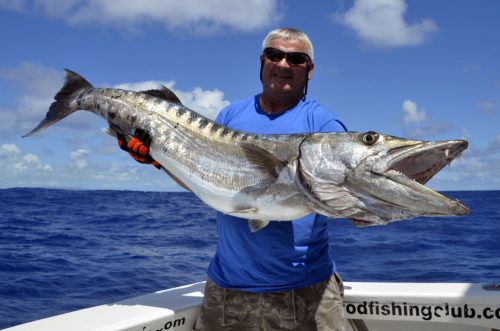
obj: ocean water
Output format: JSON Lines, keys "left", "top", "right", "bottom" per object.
{"left": 0, "top": 188, "right": 499, "bottom": 329}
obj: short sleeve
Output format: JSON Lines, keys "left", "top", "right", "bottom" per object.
{"left": 319, "top": 118, "right": 347, "bottom": 133}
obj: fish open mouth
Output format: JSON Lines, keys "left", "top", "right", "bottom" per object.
{"left": 385, "top": 140, "right": 468, "bottom": 185}
{"left": 350, "top": 139, "right": 469, "bottom": 227}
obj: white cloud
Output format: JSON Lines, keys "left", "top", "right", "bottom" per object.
{"left": 0, "top": 143, "right": 53, "bottom": 174}
{"left": 0, "top": 143, "right": 21, "bottom": 156}
{"left": 174, "top": 87, "right": 229, "bottom": 120}
{"left": 70, "top": 148, "right": 90, "bottom": 170}
{"left": 0, "top": 142, "right": 180, "bottom": 190}
{"left": 0, "top": 63, "right": 63, "bottom": 137}
{"left": 1, "top": 63, "right": 229, "bottom": 140}
{"left": 0, "top": 64, "right": 228, "bottom": 190}
{"left": 17, "top": 0, "right": 280, "bottom": 35}
{"left": 333, "top": 0, "right": 438, "bottom": 48}
{"left": 402, "top": 99, "right": 426, "bottom": 125}
{"left": 115, "top": 80, "right": 175, "bottom": 93}
{"left": 116, "top": 80, "right": 229, "bottom": 120}
{"left": 0, "top": 62, "right": 62, "bottom": 96}
{"left": 401, "top": 99, "right": 453, "bottom": 138}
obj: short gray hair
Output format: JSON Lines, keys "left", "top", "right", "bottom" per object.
{"left": 262, "top": 27, "right": 314, "bottom": 61}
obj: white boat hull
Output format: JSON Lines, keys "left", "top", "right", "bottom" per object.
{"left": 3, "top": 282, "right": 499, "bottom": 330}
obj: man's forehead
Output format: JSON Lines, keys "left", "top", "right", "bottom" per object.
{"left": 266, "top": 38, "right": 308, "bottom": 53}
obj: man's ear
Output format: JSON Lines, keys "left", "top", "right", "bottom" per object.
{"left": 259, "top": 55, "right": 265, "bottom": 81}
{"left": 308, "top": 62, "right": 315, "bottom": 80}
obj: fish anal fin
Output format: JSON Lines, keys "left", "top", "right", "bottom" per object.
{"left": 103, "top": 122, "right": 131, "bottom": 140}
{"left": 102, "top": 126, "right": 117, "bottom": 138}
{"left": 248, "top": 220, "right": 270, "bottom": 233}
{"left": 228, "top": 207, "right": 258, "bottom": 215}
{"left": 142, "top": 85, "right": 182, "bottom": 105}
{"left": 350, "top": 218, "right": 374, "bottom": 227}
{"left": 240, "top": 143, "right": 286, "bottom": 179}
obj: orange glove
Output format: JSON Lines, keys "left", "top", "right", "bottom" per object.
{"left": 117, "top": 129, "right": 161, "bottom": 169}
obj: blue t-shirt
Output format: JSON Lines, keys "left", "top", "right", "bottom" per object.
{"left": 207, "top": 94, "right": 347, "bottom": 293}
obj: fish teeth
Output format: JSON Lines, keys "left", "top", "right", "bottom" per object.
{"left": 445, "top": 149, "right": 449, "bottom": 158}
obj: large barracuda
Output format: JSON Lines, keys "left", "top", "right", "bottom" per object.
{"left": 25, "top": 69, "right": 469, "bottom": 231}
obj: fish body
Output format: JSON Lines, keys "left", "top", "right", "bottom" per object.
{"left": 25, "top": 70, "right": 469, "bottom": 231}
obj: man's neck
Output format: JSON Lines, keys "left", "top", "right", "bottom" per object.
{"left": 259, "top": 94, "right": 302, "bottom": 115}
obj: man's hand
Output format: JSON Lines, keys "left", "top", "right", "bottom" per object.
{"left": 117, "top": 128, "right": 191, "bottom": 191}
{"left": 117, "top": 129, "right": 161, "bottom": 169}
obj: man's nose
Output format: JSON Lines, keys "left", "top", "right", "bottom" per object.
{"left": 276, "top": 57, "right": 291, "bottom": 68}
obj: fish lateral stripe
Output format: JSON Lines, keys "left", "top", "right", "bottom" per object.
{"left": 176, "top": 107, "right": 186, "bottom": 118}
{"left": 210, "top": 123, "right": 220, "bottom": 134}
{"left": 219, "top": 127, "right": 231, "bottom": 138}
{"left": 197, "top": 118, "right": 210, "bottom": 130}
{"left": 231, "top": 131, "right": 241, "bottom": 140}
{"left": 188, "top": 112, "right": 199, "bottom": 124}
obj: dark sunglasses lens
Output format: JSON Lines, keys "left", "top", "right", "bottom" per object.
{"left": 287, "top": 53, "right": 309, "bottom": 65}
{"left": 264, "top": 48, "right": 310, "bottom": 65}
{"left": 264, "top": 48, "right": 285, "bottom": 62}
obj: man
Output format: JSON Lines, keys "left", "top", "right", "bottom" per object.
{"left": 122, "top": 28, "right": 347, "bottom": 330}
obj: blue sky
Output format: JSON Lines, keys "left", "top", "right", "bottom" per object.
{"left": 0, "top": 0, "right": 498, "bottom": 192}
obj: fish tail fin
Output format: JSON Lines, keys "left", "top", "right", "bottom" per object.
{"left": 23, "top": 69, "right": 93, "bottom": 137}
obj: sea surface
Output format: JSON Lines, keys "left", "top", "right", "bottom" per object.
{"left": 0, "top": 188, "right": 499, "bottom": 329}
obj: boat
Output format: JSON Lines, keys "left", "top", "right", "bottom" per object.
{"left": 3, "top": 281, "right": 499, "bottom": 330}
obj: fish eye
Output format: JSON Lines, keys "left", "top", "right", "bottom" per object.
{"left": 362, "top": 131, "right": 379, "bottom": 145}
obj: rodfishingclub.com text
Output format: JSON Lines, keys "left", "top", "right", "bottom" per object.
{"left": 345, "top": 301, "right": 500, "bottom": 322}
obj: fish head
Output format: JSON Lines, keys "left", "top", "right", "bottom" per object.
{"left": 298, "top": 131, "right": 470, "bottom": 226}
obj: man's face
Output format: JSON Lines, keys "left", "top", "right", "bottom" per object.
{"left": 260, "top": 38, "right": 313, "bottom": 101}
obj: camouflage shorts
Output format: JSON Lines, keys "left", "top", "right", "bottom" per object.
{"left": 193, "top": 273, "right": 346, "bottom": 331}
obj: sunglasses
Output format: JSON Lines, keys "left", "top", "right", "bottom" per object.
{"left": 263, "top": 47, "right": 311, "bottom": 66}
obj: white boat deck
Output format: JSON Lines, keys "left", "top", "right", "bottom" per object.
{"left": 3, "top": 282, "right": 500, "bottom": 331}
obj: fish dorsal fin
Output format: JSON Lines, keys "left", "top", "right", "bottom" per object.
{"left": 142, "top": 85, "right": 182, "bottom": 105}
{"left": 248, "top": 220, "right": 270, "bottom": 232}
{"left": 240, "top": 143, "right": 286, "bottom": 179}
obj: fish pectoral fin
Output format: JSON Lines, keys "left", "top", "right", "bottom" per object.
{"left": 103, "top": 123, "right": 132, "bottom": 140}
{"left": 248, "top": 220, "right": 270, "bottom": 233}
{"left": 240, "top": 143, "right": 287, "bottom": 179}
{"left": 141, "top": 86, "right": 183, "bottom": 105}
{"left": 300, "top": 174, "right": 362, "bottom": 217}
{"left": 311, "top": 180, "right": 359, "bottom": 209}
{"left": 102, "top": 126, "right": 117, "bottom": 138}
{"left": 298, "top": 163, "right": 360, "bottom": 214}
{"left": 103, "top": 122, "right": 125, "bottom": 138}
